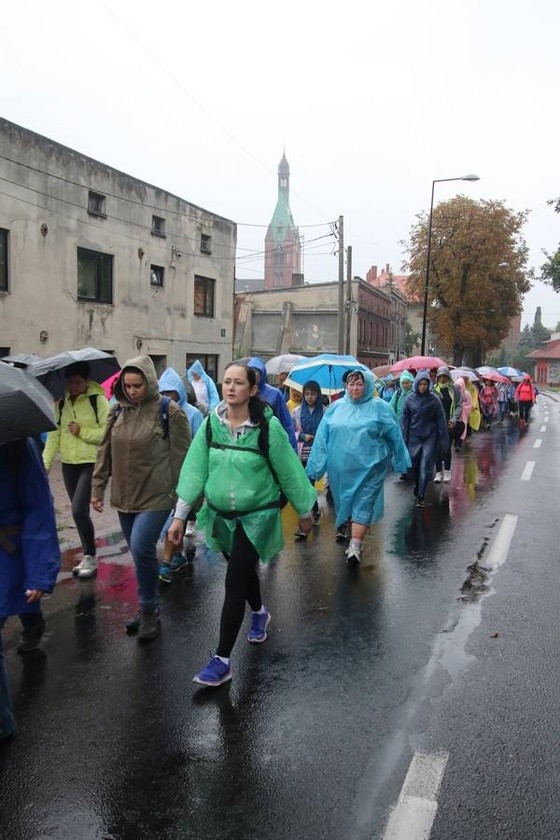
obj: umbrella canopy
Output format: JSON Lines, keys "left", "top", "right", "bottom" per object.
{"left": 1, "top": 352, "right": 43, "bottom": 368}
{"left": 390, "top": 355, "right": 448, "bottom": 373}
{"left": 450, "top": 367, "right": 479, "bottom": 382}
{"left": 265, "top": 353, "right": 307, "bottom": 376}
{"left": 100, "top": 371, "right": 121, "bottom": 399}
{"left": 284, "top": 353, "right": 367, "bottom": 396}
{"left": 371, "top": 364, "right": 394, "bottom": 379}
{"left": 497, "top": 366, "right": 523, "bottom": 381}
{"left": 476, "top": 366, "right": 510, "bottom": 383}
{"left": 28, "top": 347, "right": 121, "bottom": 400}
{"left": 0, "top": 362, "right": 57, "bottom": 445}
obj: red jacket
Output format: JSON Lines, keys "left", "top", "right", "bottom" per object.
{"left": 515, "top": 379, "right": 536, "bottom": 403}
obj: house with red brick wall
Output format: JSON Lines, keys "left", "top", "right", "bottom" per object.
{"left": 526, "top": 335, "right": 560, "bottom": 385}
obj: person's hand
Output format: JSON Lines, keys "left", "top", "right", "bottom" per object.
{"left": 168, "top": 518, "right": 186, "bottom": 546}
{"left": 91, "top": 499, "right": 104, "bottom": 513}
{"left": 25, "top": 589, "right": 44, "bottom": 604}
{"left": 305, "top": 434, "right": 314, "bottom": 442}
{"left": 448, "top": 420, "right": 456, "bottom": 429}
{"left": 298, "top": 515, "right": 313, "bottom": 535}
{"left": 68, "top": 422, "right": 80, "bottom": 437}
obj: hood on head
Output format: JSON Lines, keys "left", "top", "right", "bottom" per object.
{"left": 413, "top": 370, "right": 431, "bottom": 393}
{"left": 158, "top": 367, "right": 187, "bottom": 410}
{"left": 436, "top": 365, "right": 451, "bottom": 379}
{"left": 344, "top": 368, "right": 375, "bottom": 403}
{"left": 399, "top": 370, "right": 414, "bottom": 385}
{"left": 186, "top": 359, "right": 206, "bottom": 381}
{"left": 247, "top": 357, "right": 268, "bottom": 390}
{"left": 455, "top": 376, "right": 466, "bottom": 394}
{"left": 114, "top": 354, "right": 159, "bottom": 405}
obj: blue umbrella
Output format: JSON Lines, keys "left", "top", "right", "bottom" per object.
{"left": 284, "top": 353, "right": 367, "bottom": 395}
{"left": 497, "top": 366, "right": 523, "bottom": 381}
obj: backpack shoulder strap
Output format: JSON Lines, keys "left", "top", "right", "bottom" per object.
{"left": 159, "top": 395, "right": 171, "bottom": 440}
{"left": 57, "top": 397, "right": 65, "bottom": 425}
{"left": 88, "top": 394, "right": 100, "bottom": 425}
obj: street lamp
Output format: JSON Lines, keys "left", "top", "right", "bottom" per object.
{"left": 420, "top": 174, "right": 480, "bottom": 355}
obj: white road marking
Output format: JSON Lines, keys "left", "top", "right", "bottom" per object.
{"left": 540, "top": 425, "right": 546, "bottom": 432}
{"left": 484, "top": 513, "right": 518, "bottom": 569}
{"left": 533, "top": 439, "right": 542, "bottom": 448}
{"left": 382, "top": 752, "right": 449, "bottom": 840}
{"left": 521, "top": 461, "right": 535, "bottom": 481}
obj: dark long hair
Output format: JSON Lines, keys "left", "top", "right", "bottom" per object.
{"left": 224, "top": 361, "right": 269, "bottom": 449}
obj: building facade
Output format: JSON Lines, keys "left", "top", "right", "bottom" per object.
{"left": 0, "top": 118, "right": 236, "bottom": 381}
{"left": 526, "top": 335, "right": 560, "bottom": 385}
{"left": 366, "top": 264, "right": 411, "bottom": 360}
{"left": 234, "top": 279, "right": 392, "bottom": 367}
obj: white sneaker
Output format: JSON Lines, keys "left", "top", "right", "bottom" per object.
{"left": 345, "top": 543, "right": 362, "bottom": 566}
{"left": 185, "top": 520, "right": 196, "bottom": 537}
{"left": 433, "top": 472, "right": 442, "bottom": 484}
{"left": 443, "top": 469, "right": 451, "bottom": 483}
{"left": 72, "top": 557, "right": 86, "bottom": 576}
{"left": 77, "top": 555, "right": 98, "bottom": 579}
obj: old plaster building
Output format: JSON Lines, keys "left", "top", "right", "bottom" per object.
{"left": 0, "top": 118, "right": 236, "bottom": 381}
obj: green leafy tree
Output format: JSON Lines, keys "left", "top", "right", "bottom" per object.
{"left": 541, "top": 199, "right": 560, "bottom": 290}
{"left": 405, "top": 320, "right": 420, "bottom": 355}
{"left": 404, "top": 197, "right": 531, "bottom": 366}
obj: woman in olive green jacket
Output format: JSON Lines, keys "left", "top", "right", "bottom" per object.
{"left": 92, "top": 355, "right": 190, "bottom": 641}
{"left": 169, "top": 362, "right": 316, "bottom": 687}
{"left": 43, "top": 361, "right": 110, "bottom": 579}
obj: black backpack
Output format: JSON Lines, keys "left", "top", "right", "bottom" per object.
{"left": 110, "top": 395, "right": 171, "bottom": 439}
{"left": 58, "top": 394, "right": 100, "bottom": 426}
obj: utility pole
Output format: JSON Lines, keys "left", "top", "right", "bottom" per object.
{"left": 345, "top": 245, "right": 353, "bottom": 355}
{"left": 337, "top": 215, "right": 344, "bottom": 353}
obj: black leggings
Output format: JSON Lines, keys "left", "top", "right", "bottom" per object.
{"left": 519, "top": 401, "right": 532, "bottom": 422}
{"left": 61, "top": 463, "right": 96, "bottom": 556}
{"left": 217, "top": 524, "right": 262, "bottom": 658}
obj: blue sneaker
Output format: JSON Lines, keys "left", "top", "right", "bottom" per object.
{"left": 171, "top": 553, "right": 187, "bottom": 573}
{"left": 193, "top": 656, "right": 232, "bottom": 687}
{"left": 247, "top": 608, "right": 271, "bottom": 643}
{"left": 158, "top": 563, "right": 172, "bottom": 584}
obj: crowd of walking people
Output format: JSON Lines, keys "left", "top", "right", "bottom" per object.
{"left": 0, "top": 352, "right": 540, "bottom": 729}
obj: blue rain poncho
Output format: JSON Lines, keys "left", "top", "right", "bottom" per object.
{"left": 247, "top": 357, "right": 298, "bottom": 452}
{"left": 158, "top": 367, "right": 204, "bottom": 437}
{"left": 186, "top": 360, "right": 220, "bottom": 411}
{"left": 305, "top": 369, "right": 411, "bottom": 527}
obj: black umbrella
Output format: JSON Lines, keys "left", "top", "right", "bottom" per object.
{"left": 1, "top": 353, "right": 43, "bottom": 369}
{"left": 27, "top": 347, "right": 121, "bottom": 400}
{"left": 0, "top": 362, "right": 57, "bottom": 445}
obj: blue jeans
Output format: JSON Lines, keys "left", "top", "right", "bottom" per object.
{"left": 0, "top": 621, "right": 16, "bottom": 740}
{"left": 118, "top": 510, "right": 170, "bottom": 612}
{"left": 409, "top": 438, "right": 436, "bottom": 499}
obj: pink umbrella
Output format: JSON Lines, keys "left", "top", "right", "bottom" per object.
{"left": 390, "top": 355, "right": 449, "bottom": 373}
{"left": 101, "top": 371, "right": 120, "bottom": 399}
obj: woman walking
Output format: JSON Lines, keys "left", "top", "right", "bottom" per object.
{"left": 515, "top": 374, "right": 536, "bottom": 429}
{"left": 305, "top": 368, "right": 411, "bottom": 565}
{"left": 168, "top": 363, "right": 316, "bottom": 687}
{"left": 91, "top": 356, "right": 191, "bottom": 642}
{"left": 43, "top": 361, "right": 110, "bottom": 579}
{"left": 292, "top": 380, "right": 324, "bottom": 533}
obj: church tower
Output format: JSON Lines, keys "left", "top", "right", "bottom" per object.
{"left": 264, "top": 152, "right": 302, "bottom": 289}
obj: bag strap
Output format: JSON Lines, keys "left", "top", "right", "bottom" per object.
{"left": 58, "top": 394, "right": 100, "bottom": 425}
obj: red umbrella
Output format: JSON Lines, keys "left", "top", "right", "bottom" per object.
{"left": 390, "top": 355, "right": 449, "bottom": 373}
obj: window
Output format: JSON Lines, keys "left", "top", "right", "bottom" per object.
{"left": 77, "top": 247, "right": 113, "bottom": 303}
{"left": 88, "top": 191, "right": 106, "bottom": 218}
{"left": 194, "top": 275, "right": 215, "bottom": 317}
{"left": 150, "top": 265, "right": 164, "bottom": 287}
{"left": 0, "top": 229, "right": 8, "bottom": 291}
{"left": 151, "top": 215, "right": 166, "bottom": 238}
{"left": 200, "top": 233, "right": 212, "bottom": 254}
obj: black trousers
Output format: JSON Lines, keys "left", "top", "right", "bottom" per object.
{"left": 217, "top": 524, "right": 262, "bottom": 658}
{"left": 61, "top": 463, "right": 96, "bottom": 557}
{"left": 519, "top": 401, "right": 532, "bottom": 422}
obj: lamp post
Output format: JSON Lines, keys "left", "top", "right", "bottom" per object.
{"left": 420, "top": 174, "right": 480, "bottom": 355}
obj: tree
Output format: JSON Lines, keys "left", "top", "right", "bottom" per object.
{"left": 541, "top": 199, "right": 560, "bottom": 290}
{"left": 405, "top": 320, "right": 420, "bottom": 355}
{"left": 404, "top": 197, "right": 531, "bottom": 367}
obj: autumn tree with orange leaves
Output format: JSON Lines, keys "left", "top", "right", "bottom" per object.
{"left": 404, "top": 197, "right": 531, "bottom": 367}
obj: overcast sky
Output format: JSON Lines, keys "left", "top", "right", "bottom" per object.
{"left": 2, "top": 0, "right": 559, "bottom": 328}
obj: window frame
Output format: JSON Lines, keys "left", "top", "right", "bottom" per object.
{"left": 200, "top": 232, "right": 212, "bottom": 255}
{"left": 150, "top": 264, "right": 165, "bottom": 288}
{"left": 193, "top": 275, "right": 215, "bottom": 318}
{"left": 185, "top": 353, "right": 219, "bottom": 384}
{"left": 77, "top": 246, "right": 114, "bottom": 304}
{"left": 0, "top": 228, "right": 8, "bottom": 292}
{"left": 87, "top": 190, "right": 107, "bottom": 218}
{"left": 151, "top": 215, "right": 166, "bottom": 238}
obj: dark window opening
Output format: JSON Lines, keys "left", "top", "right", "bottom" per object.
{"left": 151, "top": 215, "right": 166, "bottom": 238}
{"left": 200, "top": 233, "right": 212, "bottom": 255}
{"left": 0, "top": 229, "right": 8, "bottom": 291}
{"left": 186, "top": 353, "right": 219, "bottom": 384}
{"left": 77, "top": 247, "right": 113, "bottom": 303}
{"left": 88, "top": 191, "right": 107, "bottom": 218}
{"left": 150, "top": 265, "right": 164, "bottom": 287}
{"left": 194, "top": 275, "right": 215, "bottom": 317}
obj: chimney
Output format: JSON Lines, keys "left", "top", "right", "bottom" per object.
{"left": 385, "top": 263, "right": 390, "bottom": 274}
{"left": 367, "top": 265, "right": 378, "bottom": 285}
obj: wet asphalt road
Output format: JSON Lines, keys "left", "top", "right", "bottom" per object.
{"left": 1, "top": 396, "right": 559, "bottom": 840}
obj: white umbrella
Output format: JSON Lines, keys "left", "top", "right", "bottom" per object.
{"left": 265, "top": 354, "right": 307, "bottom": 376}
{"left": 450, "top": 367, "right": 479, "bottom": 382}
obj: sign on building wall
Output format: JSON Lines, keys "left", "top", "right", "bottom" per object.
{"left": 292, "top": 313, "right": 337, "bottom": 353}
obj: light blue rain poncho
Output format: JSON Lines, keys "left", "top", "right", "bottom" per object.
{"left": 186, "top": 360, "right": 220, "bottom": 412}
{"left": 306, "top": 368, "right": 411, "bottom": 527}
{"left": 158, "top": 367, "right": 204, "bottom": 437}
